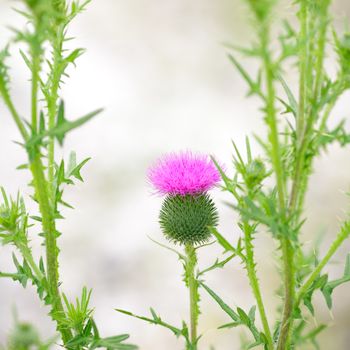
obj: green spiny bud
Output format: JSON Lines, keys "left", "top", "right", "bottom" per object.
{"left": 245, "top": 158, "right": 266, "bottom": 188}
{"left": 159, "top": 193, "right": 219, "bottom": 245}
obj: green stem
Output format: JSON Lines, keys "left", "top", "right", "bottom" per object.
{"left": 0, "top": 272, "right": 20, "bottom": 278}
{"left": 295, "top": 1, "right": 308, "bottom": 148}
{"left": 290, "top": 0, "right": 330, "bottom": 218}
{"left": 275, "top": 17, "right": 307, "bottom": 350}
{"left": 279, "top": 3, "right": 331, "bottom": 348}
{"left": 1, "top": 45, "right": 71, "bottom": 347}
{"left": 243, "top": 223, "right": 273, "bottom": 350}
{"left": 289, "top": 0, "right": 309, "bottom": 213}
{"left": 31, "top": 52, "right": 40, "bottom": 131}
{"left": 185, "top": 244, "right": 199, "bottom": 348}
{"left": 276, "top": 239, "right": 295, "bottom": 350}
{"left": 259, "top": 23, "right": 294, "bottom": 350}
{"left": 276, "top": 2, "right": 318, "bottom": 348}
{"left": 311, "top": 3, "right": 329, "bottom": 113}
{"left": 27, "top": 31, "right": 72, "bottom": 344}
{"left": 262, "top": 44, "right": 286, "bottom": 211}
{"left": 47, "top": 32, "right": 63, "bottom": 200}
{"left": 30, "top": 154, "right": 72, "bottom": 343}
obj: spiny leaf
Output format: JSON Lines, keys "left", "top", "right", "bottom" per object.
{"left": 209, "top": 227, "right": 236, "bottom": 253}
{"left": 90, "top": 334, "right": 138, "bottom": 350}
{"left": 19, "top": 49, "right": 32, "bottom": 71}
{"left": 66, "top": 151, "right": 91, "bottom": 182}
{"left": 228, "top": 54, "right": 264, "bottom": 99}
{"left": 64, "top": 48, "right": 85, "bottom": 65}
{"left": 224, "top": 42, "right": 261, "bottom": 57}
{"left": 197, "top": 253, "right": 235, "bottom": 277}
{"left": 321, "top": 253, "right": 350, "bottom": 309}
{"left": 200, "top": 282, "right": 240, "bottom": 322}
{"left": 277, "top": 74, "right": 298, "bottom": 118}
{"left": 115, "top": 308, "right": 187, "bottom": 340}
{"left": 148, "top": 236, "right": 186, "bottom": 262}
{"left": 50, "top": 105, "right": 103, "bottom": 146}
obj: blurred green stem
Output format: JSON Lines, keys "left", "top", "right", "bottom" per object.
{"left": 0, "top": 272, "right": 20, "bottom": 278}
{"left": 31, "top": 49, "right": 40, "bottom": 131}
{"left": 258, "top": 17, "right": 294, "bottom": 350}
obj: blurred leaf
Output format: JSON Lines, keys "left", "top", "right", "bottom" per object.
{"left": 277, "top": 74, "right": 298, "bottom": 118}
{"left": 228, "top": 54, "right": 264, "bottom": 98}
{"left": 321, "top": 253, "right": 350, "bottom": 309}
{"left": 51, "top": 101, "right": 103, "bottom": 146}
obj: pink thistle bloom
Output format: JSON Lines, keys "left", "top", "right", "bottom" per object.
{"left": 148, "top": 151, "right": 221, "bottom": 196}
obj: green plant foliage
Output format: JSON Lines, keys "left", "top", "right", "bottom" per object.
{"left": 6, "top": 320, "right": 56, "bottom": 350}
{"left": 0, "top": 0, "right": 136, "bottom": 349}
{"left": 199, "top": 0, "right": 350, "bottom": 349}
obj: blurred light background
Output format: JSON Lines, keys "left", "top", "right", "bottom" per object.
{"left": 0, "top": 0, "right": 350, "bottom": 349}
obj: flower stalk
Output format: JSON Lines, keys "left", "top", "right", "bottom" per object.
{"left": 259, "top": 15, "right": 295, "bottom": 350}
{"left": 185, "top": 244, "right": 199, "bottom": 347}
{"left": 145, "top": 151, "right": 220, "bottom": 349}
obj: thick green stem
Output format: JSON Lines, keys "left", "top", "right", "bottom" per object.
{"left": 47, "top": 34, "right": 63, "bottom": 200}
{"left": 290, "top": 0, "right": 330, "bottom": 217}
{"left": 27, "top": 30, "right": 72, "bottom": 343}
{"left": 3, "top": 48, "right": 72, "bottom": 346}
{"left": 243, "top": 223, "right": 273, "bottom": 350}
{"left": 185, "top": 244, "right": 199, "bottom": 348}
{"left": 289, "top": 0, "right": 309, "bottom": 213}
{"left": 30, "top": 155, "right": 72, "bottom": 343}
{"left": 259, "top": 23, "right": 295, "bottom": 350}
{"left": 262, "top": 47, "right": 286, "bottom": 211}
{"left": 295, "top": 2, "right": 308, "bottom": 148}
{"left": 278, "top": 3, "right": 331, "bottom": 348}
{"left": 276, "top": 0, "right": 309, "bottom": 344}
{"left": 311, "top": 4, "right": 329, "bottom": 113}
{"left": 31, "top": 53, "right": 40, "bottom": 131}
{"left": 47, "top": 111, "right": 57, "bottom": 201}
{"left": 276, "top": 239, "right": 295, "bottom": 350}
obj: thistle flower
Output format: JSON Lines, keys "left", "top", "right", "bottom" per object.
{"left": 149, "top": 151, "right": 220, "bottom": 245}
{"left": 148, "top": 151, "right": 221, "bottom": 196}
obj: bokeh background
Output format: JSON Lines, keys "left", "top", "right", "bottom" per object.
{"left": 0, "top": 0, "right": 350, "bottom": 349}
